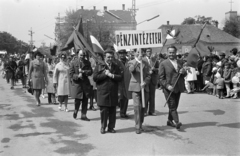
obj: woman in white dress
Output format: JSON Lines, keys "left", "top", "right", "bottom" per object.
{"left": 53, "top": 53, "right": 70, "bottom": 112}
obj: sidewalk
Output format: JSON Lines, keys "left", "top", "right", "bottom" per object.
{"left": 0, "top": 77, "right": 240, "bottom": 156}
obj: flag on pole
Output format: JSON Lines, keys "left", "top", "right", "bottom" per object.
{"left": 89, "top": 34, "right": 104, "bottom": 54}
{"left": 165, "top": 28, "right": 180, "bottom": 45}
{"left": 105, "top": 10, "right": 122, "bottom": 20}
{"left": 97, "top": 10, "right": 122, "bottom": 20}
{"left": 187, "top": 23, "right": 207, "bottom": 68}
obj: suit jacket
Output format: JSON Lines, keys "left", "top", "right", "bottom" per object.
{"left": 69, "top": 58, "right": 93, "bottom": 99}
{"left": 93, "top": 62, "right": 122, "bottom": 107}
{"left": 149, "top": 58, "right": 160, "bottom": 86}
{"left": 128, "top": 58, "right": 151, "bottom": 92}
{"left": 159, "top": 59, "right": 186, "bottom": 93}
{"left": 118, "top": 59, "right": 132, "bottom": 99}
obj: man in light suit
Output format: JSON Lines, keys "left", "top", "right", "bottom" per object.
{"left": 128, "top": 49, "right": 151, "bottom": 134}
{"left": 159, "top": 46, "right": 186, "bottom": 130}
{"left": 145, "top": 48, "right": 159, "bottom": 116}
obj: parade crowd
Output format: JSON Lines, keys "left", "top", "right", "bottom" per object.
{"left": 0, "top": 46, "right": 240, "bottom": 134}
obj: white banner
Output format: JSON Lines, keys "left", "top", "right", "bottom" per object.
{"left": 115, "top": 29, "right": 162, "bottom": 49}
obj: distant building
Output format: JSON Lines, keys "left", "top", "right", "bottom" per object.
{"left": 225, "top": 11, "right": 240, "bottom": 21}
{"left": 55, "top": 4, "right": 136, "bottom": 47}
{"left": 154, "top": 22, "right": 240, "bottom": 55}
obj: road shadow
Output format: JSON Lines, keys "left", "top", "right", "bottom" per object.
{"left": 218, "top": 122, "right": 240, "bottom": 129}
{"left": 205, "top": 109, "right": 225, "bottom": 115}
{"left": 181, "top": 121, "right": 218, "bottom": 130}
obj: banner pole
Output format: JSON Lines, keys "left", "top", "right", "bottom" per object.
{"left": 139, "top": 48, "right": 145, "bottom": 108}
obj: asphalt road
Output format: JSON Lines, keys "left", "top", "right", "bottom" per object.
{"left": 1, "top": 77, "right": 240, "bottom": 156}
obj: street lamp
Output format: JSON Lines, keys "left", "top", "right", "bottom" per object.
{"left": 137, "top": 15, "right": 160, "bottom": 25}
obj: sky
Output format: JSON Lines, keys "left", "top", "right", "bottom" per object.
{"left": 0, "top": 0, "right": 240, "bottom": 47}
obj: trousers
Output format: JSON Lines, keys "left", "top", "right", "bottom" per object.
{"left": 100, "top": 106, "right": 116, "bottom": 129}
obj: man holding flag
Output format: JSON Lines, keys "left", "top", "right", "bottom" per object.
{"left": 159, "top": 46, "right": 186, "bottom": 130}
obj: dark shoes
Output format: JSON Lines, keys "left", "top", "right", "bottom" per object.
{"left": 167, "top": 120, "right": 176, "bottom": 127}
{"left": 176, "top": 122, "right": 182, "bottom": 130}
{"left": 101, "top": 128, "right": 105, "bottom": 134}
{"left": 148, "top": 112, "right": 157, "bottom": 116}
{"left": 89, "top": 106, "right": 96, "bottom": 111}
{"left": 136, "top": 129, "right": 141, "bottom": 134}
{"left": 120, "top": 114, "right": 129, "bottom": 118}
{"left": 81, "top": 116, "right": 90, "bottom": 121}
{"left": 107, "top": 128, "right": 116, "bottom": 133}
{"left": 10, "top": 86, "right": 14, "bottom": 89}
{"left": 73, "top": 111, "right": 78, "bottom": 119}
{"left": 101, "top": 128, "right": 116, "bottom": 134}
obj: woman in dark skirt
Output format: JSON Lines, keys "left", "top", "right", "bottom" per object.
{"left": 28, "top": 51, "right": 48, "bottom": 106}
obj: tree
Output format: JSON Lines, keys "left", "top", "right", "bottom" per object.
{"left": 181, "top": 15, "right": 218, "bottom": 25}
{"left": 181, "top": 17, "right": 196, "bottom": 25}
{"left": 0, "top": 31, "right": 29, "bottom": 54}
{"left": 223, "top": 18, "right": 240, "bottom": 39}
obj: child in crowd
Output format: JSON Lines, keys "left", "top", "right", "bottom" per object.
{"left": 202, "top": 80, "right": 214, "bottom": 95}
{"left": 46, "top": 71, "right": 56, "bottom": 104}
{"left": 214, "top": 73, "right": 225, "bottom": 99}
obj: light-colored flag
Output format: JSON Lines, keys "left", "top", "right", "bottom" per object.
{"left": 90, "top": 35, "right": 104, "bottom": 54}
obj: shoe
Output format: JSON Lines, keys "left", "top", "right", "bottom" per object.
{"left": 81, "top": 117, "right": 90, "bottom": 121}
{"left": 167, "top": 120, "right": 176, "bottom": 127}
{"left": 65, "top": 108, "right": 69, "bottom": 112}
{"left": 101, "top": 128, "right": 105, "bottom": 134}
{"left": 36, "top": 102, "right": 41, "bottom": 106}
{"left": 135, "top": 129, "right": 141, "bottom": 134}
{"left": 58, "top": 105, "right": 62, "bottom": 111}
{"left": 225, "top": 96, "right": 230, "bottom": 98}
{"left": 176, "top": 122, "right": 182, "bottom": 130}
{"left": 73, "top": 111, "right": 77, "bottom": 119}
{"left": 232, "top": 96, "right": 238, "bottom": 99}
{"left": 120, "top": 114, "right": 129, "bottom": 118}
{"left": 144, "top": 113, "right": 148, "bottom": 116}
{"left": 140, "top": 127, "right": 145, "bottom": 132}
{"left": 107, "top": 128, "right": 116, "bottom": 133}
{"left": 148, "top": 112, "right": 157, "bottom": 116}
{"left": 89, "top": 106, "right": 96, "bottom": 111}
{"left": 10, "top": 86, "right": 14, "bottom": 89}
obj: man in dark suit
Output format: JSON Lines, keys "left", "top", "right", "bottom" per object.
{"left": 145, "top": 48, "right": 159, "bottom": 116}
{"left": 117, "top": 49, "right": 132, "bottom": 118}
{"left": 159, "top": 46, "right": 186, "bottom": 130}
{"left": 69, "top": 50, "right": 93, "bottom": 121}
{"left": 93, "top": 48, "right": 122, "bottom": 134}
{"left": 128, "top": 49, "right": 151, "bottom": 134}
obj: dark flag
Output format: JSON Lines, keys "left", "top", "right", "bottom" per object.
{"left": 50, "top": 45, "right": 57, "bottom": 56}
{"left": 187, "top": 23, "right": 207, "bottom": 68}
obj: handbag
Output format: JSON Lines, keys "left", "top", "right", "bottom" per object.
{"left": 27, "top": 80, "right": 34, "bottom": 95}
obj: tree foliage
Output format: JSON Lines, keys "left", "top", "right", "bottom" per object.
{"left": 59, "top": 9, "right": 114, "bottom": 49}
{"left": 0, "top": 31, "right": 29, "bottom": 54}
{"left": 223, "top": 18, "right": 240, "bottom": 39}
{"left": 182, "top": 15, "right": 218, "bottom": 25}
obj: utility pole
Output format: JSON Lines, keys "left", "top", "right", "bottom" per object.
{"left": 129, "top": 0, "right": 138, "bottom": 30}
{"left": 55, "top": 13, "right": 64, "bottom": 47}
{"left": 229, "top": 0, "right": 234, "bottom": 11}
{"left": 28, "top": 27, "right": 34, "bottom": 49}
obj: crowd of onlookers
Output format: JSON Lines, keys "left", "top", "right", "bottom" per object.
{"left": 175, "top": 48, "right": 240, "bottom": 99}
